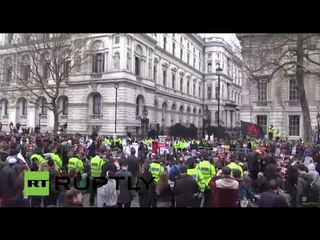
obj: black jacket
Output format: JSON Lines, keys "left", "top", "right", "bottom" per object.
{"left": 174, "top": 174, "right": 199, "bottom": 207}
{"left": 101, "top": 161, "right": 118, "bottom": 178}
{"left": 258, "top": 190, "right": 289, "bottom": 207}
{"left": 127, "top": 154, "right": 140, "bottom": 176}
{"left": 116, "top": 169, "right": 133, "bottom": 203}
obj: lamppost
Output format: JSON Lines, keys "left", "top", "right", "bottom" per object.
{"left": 216, "top": 66, "right": 223, "bottom": 128}
{"left": 203, "top": 105, "right": 211, "bottom": 138}
{"left": 114, "top": 80, "right": 119, "bottom": 134}
{"left": 317, "top": 113, "right": 320, "bottom": 142}
{"left": 38, "top": 113, "right": 42, "bottom": 133}
{"left": 141, "top": 105, "right": 149, "bottom": 139}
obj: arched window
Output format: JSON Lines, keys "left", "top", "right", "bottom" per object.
{"left": 180, "top": 77, "right": 183, "bottom": 92}
{"left": 193, "top": 83, "right": 196, "bottom": 96}
{"left": 162, "top": 102, "right": 167, "bottom": 125}
{"left": 40, "top": 98, "right": 47, "bottom": 116}
{"left": 92, "top": 93, "right": 102, "bottom": 115}
{"left": 136, "top": 95, "right": 144, "bottom": 116}
{"left": 62, "top": 97, "right": 68, "bottom": 115}
{"left": 179, "top": 106, "right": 184, "bottom": 123}
{"left": 163, "top": 70, "right": 167, "bottom": 86}
{"left": 187, "top": 81, "right": 190, "bottom": 94}
{"left": 207, "top": 86, "right": 212, "bottom": 99}
{"left": 91, "top": 40, "right": 105, "bottom": 74}
{"left": 4, "top": 99, "right": 8, "bottom": 116}
{"left": 4, "top": 57, "right": 12, "bottom": 83}
{"left": 22, "top": 99, "right": 27, "bottom": 116}
{"left": 207, "top": 63, "right": 212, "bottom": 73}
{"left": 172, "top": 74, "right": 175, "bottom": 89}
{"left": 135, "top": 45, "right": 143, "bottom": 76}
{"left": 75, "top": 57, "right": 81, "bottom": 73}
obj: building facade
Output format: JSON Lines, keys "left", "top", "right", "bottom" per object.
{"left": 0, "top": 33, "right": 242, "bottom": 136}
{"left": 237, "top": 34, "right": 320, "bottom": 140}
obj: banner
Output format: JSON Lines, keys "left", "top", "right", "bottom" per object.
{"left": 241, "top": 121, "right": 264, "bottom": 139}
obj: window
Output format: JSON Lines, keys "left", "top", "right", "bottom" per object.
{"left": 163, "top": 37, "right": 167, "bottom": 50}
{"left": 193, "top": 57, "right": 195, "bottom": 68}
{"left": 6, "top": 66, "right": 12, "bottom": 82}
{"left": 216, "top": 53, "right": 220, "bottom": 58}
{"left": 187, "top": 54, "right": 190, "bottom": 64}
{"left": 62, "top": 97, "right": 68, "bottom": 115}
{"left": 187, "top": 81, "right": 190, "bottom": 94}
{"left": 172, "top": 74, "right": 175, "bottom": 89}
{"left": 180, "top": 49, "right": 183, "bottom": 60}
{"left": 41, "top": 98, "right": 47, "bottom": 116}
{"left": 153, "top": 64, "right": 157, "bottom": 80}
{"left": 193, "top": 47, "right": 195, "bottom": 54}
{"left": 173, "top": 33, "right": 175, "bottom": 38}
{"left": 135, "top": 57, "right": 140, "bottom": 76}
{"left": 136, "top": 96, "right": 143, "bottom": 116}
{"left": 154, "top": 33, "right": 157, "bottom": 37}
{"left": 207, "top": 63, "right": 212, "bottom": 73}
{"left": 187, "top": 43, "right": 189, "bottom": 49}
{"left": 93, "top": 94, "right": 101, "bottom": 115}
{"left": 127, "top": 36, "right": 131, "bottom": 45}
{"left": 289, "top": 115, "right": 300, "bottom": 136}
{"left": 7, "top": 34, "right": 13, "bottom": 45}
{"left": 193, "top": 83, "right": 196, "bottom": 95}
{"left": 64, "top": 60, "right": 71, "bottom": 78}
{"left": 75, "top": 57, "right": 81, "bottom": 73}
{"left": 114, "top": 35, "right": 120, "bottom": 44}
{"left": 257, "top": 82, "right": 267, "bottom": 105}
{"left": 172, "top": 43, "right": 175, "bottom": 55}
{"left": 23, "top": 65, "right": 31, "bottom": 82}
{"left": 22, "top": 99, "right": 27, "bottom": 116}
{"left": 180, "top": 37, "right": 183, "bottom": 43}
{"left": 163, "top": 70, "right": 167, "bottom": 86}
{"left": 4, "top": 100, "right": 8, "bottom": 115}
{"left": 92, "top": 53, "right": 105, "bottom": 74}
{"left": 289, "top": 79, "right": 299, "bottom": 101}
{"left": 257, "top": 115, "right": 267, "bottom": 135}
{"left": 180, "top": 77, "right": 183, "bottom": 91}
{"left": 207, "top": 86, "right": 212, "bottom": 99}
{"left": 199, "top": 86, "right": 201, "bottom": 97}
{"left": 24, "top": 34, "right": 31, "bottom": 42}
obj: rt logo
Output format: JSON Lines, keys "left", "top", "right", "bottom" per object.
{"left": 24, "top": 171, "right": 50, "bottom": 196}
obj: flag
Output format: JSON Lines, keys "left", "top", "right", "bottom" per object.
{"left": 241, "top": 121, "right": 264, "bottom": 139}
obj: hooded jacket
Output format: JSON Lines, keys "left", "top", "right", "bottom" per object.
{"left": 307, "top": 163, "right": 319, "bottom": 184}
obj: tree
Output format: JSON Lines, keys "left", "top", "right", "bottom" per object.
{"left": 237, "top": 34, "right": 320, "bottom": 142}
{"left": 1, "top": 33, "right": 89, "bottom": 135}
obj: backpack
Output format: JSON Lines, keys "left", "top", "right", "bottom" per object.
{"left": 302, "top": 176, "right": 320, "bottom": 207}
{"left": 169, "top": 165, "right": 180, "bottom": 182}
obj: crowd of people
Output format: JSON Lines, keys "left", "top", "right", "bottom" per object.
{"left": 0, "top": 128, "right": 319, "bottom": 208}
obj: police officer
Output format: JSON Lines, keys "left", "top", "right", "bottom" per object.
{"left": 50, "top": 149, "right": 63, "bottom": 169}
{"left": 186, "top": 158, "right": 205, "bottom": 207}
{"left": 227, "top": 156, "right": 244, "bottom": 180}
{"left": 89, "top": 153, "right": 105, "bottom": 206}
{"left": 268, "top": 125, "right": 274, "bottom": 141}
{"left": 149, "top": 155, "right": 165, "bottom": 183}
{"left": 196, "top": 156, "right": 216, "bottom": 207}
{"left": 275, "top": 130, "right": 281, "bottom": 141}
{"left": 68, "top": 151, "right": 84, "bottom": 174}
